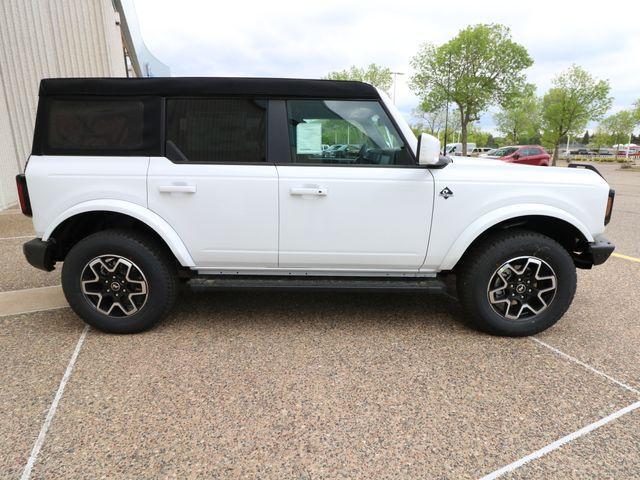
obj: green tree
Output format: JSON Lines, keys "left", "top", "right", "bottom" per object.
{"left": 540, "top": 65, "right": 612, "bottom": 165}
{"left": 467, "top": 125, "right": 491, "bottom": 147}
{"left": 493, "top": 83, "right": 540, "bottom": 144}
{"left": 410, "top": 24, "right": 533, "bottom": 156}
{"left": 326, "top": 64, "right": 393, "bottom": 94}
{"left": 582, "top": 130, "right": 590, "bottom": 145}
{"left": 598, "top": 110, "right": 638, "bottom": 158}
{"left": 412, "top": 100, "right": 447, "bottom": 136}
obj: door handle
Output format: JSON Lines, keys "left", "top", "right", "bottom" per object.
{"left": 158, "top": 184, "right": 197, "bottom": 194}
{"left": 289, "top": 187, "right": 328, "bottom": 196}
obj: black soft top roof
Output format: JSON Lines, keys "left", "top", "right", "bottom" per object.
{"left": 38, "top": 77, "right": 380, "bottom": 99}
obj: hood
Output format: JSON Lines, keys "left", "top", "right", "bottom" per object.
{"left": 447, "top": 157, "right": 609, "bottom": 188}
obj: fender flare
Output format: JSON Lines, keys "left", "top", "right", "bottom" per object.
{"left": 439, "top": 203, "right": 594, "bottom": 271}
{"left": 42, "top": 200, "right": 195, "bottom": 267}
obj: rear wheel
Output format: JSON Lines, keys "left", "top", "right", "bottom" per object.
{"left": 456, "top": 230, "right": 576, "bottom": 336}
{"left": 62, "top": 230, "right": 177, "bottom": 333}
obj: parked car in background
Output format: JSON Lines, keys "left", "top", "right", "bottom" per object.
{"left": 616, "top": 146, "right": 640, "bottom": 157}
{"left": 446, "top": 142, "right": 476, "bottom": 156}
{"left": 486, "top": 145, "right": 550, "bottom": 166}
{"left": 570, "top": 149, "right": 594, "bottom": 156}
{"left": 479, "top": 148, "right": 497, "bottom": 157}
{"left": 471, "top": 147, "right": 493, "bottom": 156}
{"left": 322, "top": 144, "right": 345, "bottom": 158}
{"left": 596, "top": 149, "right": 613, "bottom": 156}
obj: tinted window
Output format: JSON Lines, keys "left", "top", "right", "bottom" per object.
{"left": 286, "top": 100, "right": 413, "bottom": 166}
{"left": 166, "top": 98, "right": 266, "bottom": 163}
{"left": 44, "top": 99, "right": 155, "bottom": 154}
{"left": 529, "top": 148, "right": 543, "bottom": 155}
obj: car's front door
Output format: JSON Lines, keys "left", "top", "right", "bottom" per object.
{"left": 275, "top": 99, "right": 434, "bottom": 272}
{"left": 148, "top": 98, "right": 278, "bottom": 269}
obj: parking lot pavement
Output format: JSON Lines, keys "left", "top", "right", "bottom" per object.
{"left": 0, "top": 212, "right": 60, "bottom": 291}
{"left": 504, "top": 409, "right": 639, "bottom": 479}
{"left": 590, "top": 163, "right": 640, "bottom": 258}
{"left": 537, "top": 258, "right": 640, "bottom": 391}
{"left": 0, "top": 238, "right": 59, "bottom": 291}
{"left": 0, "top": 209, "right": 34, "bottom": 238}
{"left": 0, "top": 310, "right": 84, "bottom": 478}
{"left": 0, "top": 291, "right": 630, "bottom": 479}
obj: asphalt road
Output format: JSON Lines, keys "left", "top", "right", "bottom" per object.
{"left": 0, "top": 162, "right": 638, "bottom": 479}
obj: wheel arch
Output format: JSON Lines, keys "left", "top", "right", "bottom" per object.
{"left": 44, "top": 200, "right": 195, "bottom": 267}
{"left": 441, "top": 206, "right": 593, "bottom": 271}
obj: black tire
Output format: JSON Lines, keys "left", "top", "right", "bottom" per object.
{"left": 456, "top": 230, "right": 576, "bottom": 336}
{"left": 62, "top": 230, "right": 178, "bottom": 333}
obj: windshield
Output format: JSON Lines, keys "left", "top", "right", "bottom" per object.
{"left": 492, "top": 147, "right": 518, "bottom": 157}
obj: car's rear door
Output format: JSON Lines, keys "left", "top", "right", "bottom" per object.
{"left": 272, "top": 99, "right": 434, "bottom": 272}
{"left": 148, "top": 98, "right": 278, "bottom": 269}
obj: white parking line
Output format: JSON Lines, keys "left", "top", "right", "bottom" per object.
{"left": 531, "top": 337, "right": 639, "bottom": 395}
{"left": 20, "top": 325, "right": 89, "bottom": 480}
{"left": 479, "top": 401, "right": 640, "bottom": 479}
{"left": 0, "top": 235, "right": 32, "bottom": 241}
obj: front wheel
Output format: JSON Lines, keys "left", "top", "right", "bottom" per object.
{"left": 456, "top": 230, "right": 577, "bottom": 336}
{"left": 62, "top": 230, "right": 178, "bottom": 333}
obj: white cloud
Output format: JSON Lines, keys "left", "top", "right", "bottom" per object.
{"left": 133, "top": 0, "right": 640, "bottom": 129}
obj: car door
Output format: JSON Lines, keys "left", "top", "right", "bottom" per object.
{"left": 147, "top": 97, "right": 279, "bottom": 269}
{"left": 513, "top": 148, "right": 530, "bottom": 164}
{"left": 273, "top": 99, "right": 434, "bottom": 272}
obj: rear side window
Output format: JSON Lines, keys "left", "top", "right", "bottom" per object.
{"left": 38, "top": 97, "right": 161, "bottom": 155}
{"left": 165, "top": 98, "right": 266, "bottom": 163}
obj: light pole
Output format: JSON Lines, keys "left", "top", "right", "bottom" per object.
{"left": 391, "top": 72, "right": 404, "bottom": 105}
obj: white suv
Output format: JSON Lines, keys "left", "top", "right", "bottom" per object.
{"left": 16, "top": 78, "right": 615, "bottom": 336}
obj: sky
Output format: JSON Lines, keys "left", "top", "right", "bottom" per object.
{"left": 133, "top": 0, "right": 640, "bottom": 133}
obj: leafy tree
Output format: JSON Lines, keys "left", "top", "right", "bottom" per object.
{"left": 540, "top": 65, "right": 612, "bottom": 165}
{"left": 582, "top": 130, "right": 590, "bottom": 145}
{"left": 326, "top": 64, "right": 393, "bottom": 94}
{"left": 493, "top": 83, "right": 540, "bottom": 144}
{"left": 412, "top": 100, "right": 447, "bottom": 136}
{"left": 485, "top": 133, "right": 498, "bottom": 148}
{"left": 598, "top": 110, "right": 638, "bottom": 157}
{"left": 467, "top": 125, "right": 491, "bottom": 147}
{"left": 410, "top": 24, "right": 533, "bottom": 156}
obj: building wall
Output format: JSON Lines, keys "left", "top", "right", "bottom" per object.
{"left": 0, "top": 0, "right": 127, "bottom": 209}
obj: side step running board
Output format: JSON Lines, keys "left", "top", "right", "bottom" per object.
{"left": 189, "top": 275, "right": 447, "bottom": 293}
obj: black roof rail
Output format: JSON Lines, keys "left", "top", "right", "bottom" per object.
{"left": 567, "top": 163, "right": 605, "bottom": 179}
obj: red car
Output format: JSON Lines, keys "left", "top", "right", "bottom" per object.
{"left": 487, "top": 145, "right": 550, "bottom": 166}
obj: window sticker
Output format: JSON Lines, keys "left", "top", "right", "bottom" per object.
{"left": 296, "top": 122, "right": 322, "bottom": 154}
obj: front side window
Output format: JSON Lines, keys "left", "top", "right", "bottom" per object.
{"left": 286, "top": 100, "right": 413, "bottom": 166}
{"left": 166, "top": 98, "right": 266, "bottom": 163}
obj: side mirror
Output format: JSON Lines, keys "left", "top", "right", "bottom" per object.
{"left": 512, "top": 153, "right": 520, "bottom": 160}
{"left": 417, "top": 133, "right": 441, "bottom": 165}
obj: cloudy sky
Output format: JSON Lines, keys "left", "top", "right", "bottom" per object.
{"left": 133, "top": 0, "right": 639, "bottom": 132}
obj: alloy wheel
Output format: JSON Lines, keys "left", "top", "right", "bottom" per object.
{"left": 80, "top": 255, "right": 148, "bottom": 317}
{"left": 487, "top": 256, "right": 557, "bottom": 320}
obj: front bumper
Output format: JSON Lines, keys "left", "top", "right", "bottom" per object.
{"left": 23, "top": 238, "right": 56, "bottom": 272}
{"left": 574, "top": 236, "right": 615, "bottom": 269}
